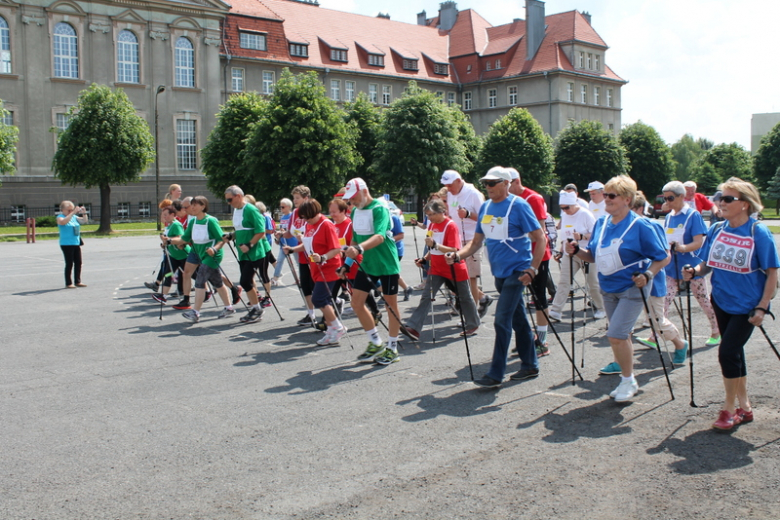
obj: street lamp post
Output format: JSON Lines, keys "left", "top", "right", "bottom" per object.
{"left": 155, "top": 85, "right": 166, "bottom": 232}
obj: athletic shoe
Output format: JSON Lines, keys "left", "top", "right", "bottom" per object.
{"left": 460, "top": 326, "right": 479, "bottom": 337}
{"left": 240, "top": 307, "right": 264, "bottom": 323}
{"left": 706, "top": 336, "right": 721, "bottom": 347}
{"left": 478, "top": 294, "right": 493, "bottom": 318}
{"left": 204, "top": 291, "right": 213, "bottom": 303}
{"left": 298, "top": 314, "right": 314, "bottom": 326}
{"left": 612, "top": 378, "right": 639, "bottom": 402}
{"left": 375, "top": 348, "right": 400, "bottom": 365}
{"left": 547, "top": 310, "right": 562, "bottom": 322}
{"left": 599, "top": 362, "right": 621, "bottom": 375}
{"left": 231, "top": 286, "right": 242, "bottom": 305}
{"left": 637, "top": 337, "right": 658, "bottom": 349}
{"left": 172, "top": 299, "right": 191, "bottom": 310}
{"left": 594, "top": 310, "right": 607, "bottom": 319}
{"left": 315, "top": 319, "right": 328, "bottom": 332}
{"left": 357, "top": 342, "right": 384, "bottom": 363}
{"left": 413, "top": 282, "right": 426, "bottom": 291}
{"left": 403, "top": 286, "right": 413, "bottom": 302}
{"left": 473, "top": 376, "right": 502, "bottom": 388}
{"left": 317, "top": 326, "right": 347, "bottom": 346}
{"left": 218, "top": 307, "right": 236, "bottom": 319}
{"left": 151, "top": 293, "right": 167, "bottom": 304}
{"left": 144, "top": 281, "right": 159, "bottom": 291}
{"left": 271, "top": 277, "right": 281, "bottom": 287}
{"left": 736, "top": 407, "right": 754, "bottom": 424}
{"left": 339, "top": 291, "right": 350, "bottom": 302}
{"left": 334, "top": 298, "right": 344, "bottom": 317}
{"left": 712, "top": 409, "right": 740, "bottom": 431}
{"left": 535, "top": 343, "right": 550, "bottom": 357}
{"left": 672, "top": 341, "right": 689, "bottom": 365}
{"left": 260, "top": 296, "right": 272, "bottom": 308}
{"left": 510, "top": 368, "right": 540, "bottom": 381}
{"left": 331, "top": 326, "right": 348, "bottom": 344}
{"left": 182, "top": 310, "right": 199, "bottom": 323}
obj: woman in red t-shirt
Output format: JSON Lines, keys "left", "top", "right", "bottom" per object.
{"left": 406, "top": 199, "right": 480, "bottom": 339}
{"left": 284, "top": 199, "right": 347, "bottom": 346}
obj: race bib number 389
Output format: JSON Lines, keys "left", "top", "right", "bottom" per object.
{"left": 706, "top": 231, "right": 754, "bottom": 274}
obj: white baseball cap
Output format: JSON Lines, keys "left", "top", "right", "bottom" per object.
{"left": 440, "top": 170, "right": 461, "bottom": 185}
{"left": 559, "top": 190, "right": 578, "bottom": 206}
{"left": 505, "top": 167, "right": 520, "bottom": 181}
{"left": 342, "top": 178, "right": 367, "bottom": 199}
{"left": 480, "top": 166, "right": 511, "bottom": 182}
{"left": 585, "top": 181, "right": 605, "bottom": 192}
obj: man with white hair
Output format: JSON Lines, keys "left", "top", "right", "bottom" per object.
{"left": 683, "top": 180, "right": 720, "bottom": 218}
{"left": 585, "top": 181, "right": 607, "bottom": 220}
{"left": 440, "top": 169, "right": 491, "bottom": 316}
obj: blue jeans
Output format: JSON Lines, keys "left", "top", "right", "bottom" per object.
{"left": 273, "top": 243, "right": 286, "bottom": 279}
{"left": 487, "top": 273, "right": 538, "bottom": 381}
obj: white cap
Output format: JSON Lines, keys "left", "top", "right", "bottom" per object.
{"left": 505, "top": 167, "right": 520, "bottom": 181}
{"left": 480, "top": 166, "right": 511, "bottom": 182}
{"left": 342, "top": 178, "right": 367, "bottom": 199}
{"left": 440, "top": 170, "right": 461, "bottom": 185}
{"left": 559, "top": 190, "right": 578, "bottom": 206}
{"left": 585, "top": 181, "right": 605, "bottom": 192}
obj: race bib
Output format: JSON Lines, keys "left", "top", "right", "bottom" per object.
{"left": 338, "top": 237, "right": 347, "bottom": 247}
{"left": 665, "top": 225, "right": 684, "bottom": 246}
{"left": 352, "top": 209, "right": 374, "bottom": 235}
{"left": 481, "top": 214, "right": 493, "bottom": 225}
{"left": 706, "top": 231, "right": 754, "bottom": 274}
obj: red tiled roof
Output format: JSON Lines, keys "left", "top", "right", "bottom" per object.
{"left": 448, "top": 9, "right": 492, "bottom": 57}
{"left": 227, "top": 0, "right": 282, "bottom": 20}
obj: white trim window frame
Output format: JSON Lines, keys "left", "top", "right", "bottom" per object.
{"left": 593, "top": 86, "right": 600, "bottom": 106}
{"left": 488, "top": 88, "right": 497, "bottom": 108}
{"left": 447, "top": 91, "right": 455, "bottom": 106}
{"left": 607, "top": 88, "right": 613, "bottom": 107}
{"left": 567, "top": 82, "right": 574, "bottom": 102}
{"left": 116, "top": 30, "right": 139, "bottom": 84}
{"left": 368, "top": 83, "right": 378, "bottom": 104}
{"left": 231, "top": 67, "right": 244, "bottom": 92}
{"left": 240, "top": 32, "right": 266, "bottom": 51}
{"left": 174, "top": 37, "right": 195, "bottom": 88}
{"left": 508, "top": 85, "right": 517, "bottom": 106}
{"left": 463, "top": 91, "right": 472, "bottom": 111}
{"left": 0, "top": 15, "right": 11, "bottom": 74}
{"left": 176, "top": 119, "right": 197, "bottom": 170}
{"left": 262, "top": 70, "right": 274, "bottom": 95}
{"left": 580, "top": 84, "right": 587, "bottom": 104}
{"left": 330, "top": 79, "right": 340, "bottom": 101}
{"left": 381, "top": 84, "right": 391, "bottom": 105}
{"left": 345, "top": 80, "right": 355, "bottom": 102}
{"left": 53, "top": 22, "right": 79, "bottom": 79}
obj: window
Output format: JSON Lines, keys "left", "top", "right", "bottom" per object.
{"left": 240, "top": 32, "right": 266, "bottom": 51}
{"left": 607, "top": 88, "right": 613, "bottom": 107}
{"left": 587, "top": 53, "right": 592, "bottom": 69}
{"left": 290, "top": 43, "right": 308, "bottom": 57}
{"left": 608, "top": 123, "right": 614, "bottom": 132}
{"left": 595, "top": 54, "right": 600, "bottom": 71}
{"left": 435, "top": 91, "right": 443, "bottom": 100}
{"left": 466, "top": 64, "right": 472, "bottom": 73}
{"left": 116, "top": 30, "right": 139, "bottom": 83}
{"left": 381, "top": 85, "right": 391, "bottom": 105}
{"left": 368, "top": 54, "right": 384, "bottom": 66}
{"left": 402, "top": 59, "right": 418, "bottom": 71}
{"left": 56, "top": 113, "right": 71, "bottom": 133}
{"left": 176, "top": 119, "right": 197, "bottom": 170}
{"left": 2, "top": 109, "right": 12, "bottom": 126}
{"left": 368, "top": 83, "right": 378, "bottom": 103}
{"left": 117, "top": 202, "right": 130, "bottom": 219}
{"left": 463, "top": 91, "right": 472, "bottom": 111}
{"left": 174, "top": 37, "right": 194, "bottom": 88}
{"left": 138, "top": 202, "right": 151, "bottom": 218}
{"left": 262, "top": 71, "right": 274, "bottom": 95}
{"left": 495, "top": 59, "right": 501, "bottom": 69}
{"left": 567, "top": 82, "right": 574, "bottom": 102}
{"left": 485, "top": 61, "right": 491, "bottom": 71}
{"left": 578, "top": 51, "right": 584, "bottom": 69}
{"left": 434, "top": 63, "right": 448, "bottom": 75}
{"left": 488, "top": 89, "right": 497, "bottom": 108}
{"left": 231, "top": 68, "right": 244, "bottom": 92}
{"left": 330, "top": 49, "right": 347, "bottom": 62}
{"left": 11, "top": 205, "right": 25, "bottom": 222}
{"left": 447, "top": 92, "right": 455, "bottom": 106}
{"left": 0, "top": 16, "right": 10, "bottom": 74}
{"left": 345, "top": 81, "right": 355, "bottom": 102}
{"left": 580, "top": 84, "right": 587, "bottom": 104}
{"left": 508, "top": 86, "right": 517, "bottom": 106}
{"left": 330, "top": 79, "right": 340, "bottom": 101}
{"left": 593, "top": 86, "right": 600, "bottom": 105}
{"left": 53, "top": 22, "right": 78, "bottom": 78}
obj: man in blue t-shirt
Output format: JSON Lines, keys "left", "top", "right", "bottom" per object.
{"left": 447, "top": 167, "right": 546, "bottom": 387}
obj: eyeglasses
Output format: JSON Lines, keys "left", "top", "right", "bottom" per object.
{"left": 664, "top": 195, "right": 677, "bottom": 202}
{"left": 560, "top": 206, "right": 571, "bottom": 210}
{"left": 226, "top": 198, "right": 233, "bottom": 203}
{"left": 482, "top": 180, "right": 503, "bottom": 188}
{"left": 604, "top": 193, "right": 619, "bottom": 200}
{"left": 720, "top": 195, "right": 742, "bottom": 204}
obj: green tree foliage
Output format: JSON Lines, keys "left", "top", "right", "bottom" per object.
{"left": 692, "top": 142, "right": 753, "bottom": 189}
{"left": 619, "top": 121, "right": 673, "bottom": 198}
{"left": 554, "top": 120, "right": 627, "bottom": 192}
{"left": 765, "top": 166, "right": 780, "bottom": 212}
{"left": 0, "top": 100, "right": 19, "bottom": 180}
{"left": 692, "top": 162, "right": 722, "bottom": 193}
{"left": 51, "top": 84, "right": 155, "bottom": 233}
{"left": 373, "top": 82, "right": 470, "bottom": 218}
{"left": 344, "top": 92, "right": 381, "bottom": 189}
{"left": 242, "top": 69, "right": 359, "bottom": 203}
{"left": 670, "top": 134, "right": 707, "bottom": 182}
{"left": 449, "top": 106, "right": 482, "bottom": 184}
{"left": 754, "top": 122, "right": 780, "bottom": 190}
{"left": 476, "top": 107, "right": 555, "bottom": 192}
{"left": 202, "top": 92, "right": 267, "bottom": 196}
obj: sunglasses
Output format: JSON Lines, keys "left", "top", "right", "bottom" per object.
{"left": 720, "top": 195, "right": 741, "bottom": 204}
{"left": 604, "top": 193, "right": 620, "bottom": 200}
{"left": 226, "top": 198, "right": 233, "bottom": 203}
{"left": 664, "top": 195, "right": 677, "bottom": 202}
{"left": 482, "top": 180, "right": 503, "bottom": 188}
{"left": 560, "top": 206, "right": 571, "bottom": 210}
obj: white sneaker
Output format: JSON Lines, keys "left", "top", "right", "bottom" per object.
{"left": 594, "top": 309, "right": 606, "bottom": 319}
{"left": 611, "top": 378, "right": 639, "bottom": 402}
{"left": 548, "top": 310, "right": 562, "bottom": 322}
{"left": 317, "top": 326, "right": 347, "bottom": 346}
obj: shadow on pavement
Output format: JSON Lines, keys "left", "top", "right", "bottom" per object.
{"left": 647, "top": 423, "right": 755, "bottom": 474}
{"left": 516, "top": 399, "right": 631, "bottom": 442}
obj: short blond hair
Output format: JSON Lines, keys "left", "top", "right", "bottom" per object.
{"left": 719, "top": 177, "right": 763, "bottom": 215}
{"left": 631, "top": 191, "right": 647, "bottom": 211}
{"left": 604, "top": 175, "right": 637, "bottom": 205}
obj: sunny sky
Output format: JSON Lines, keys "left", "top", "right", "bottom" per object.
{"left": 318, "top": 0, "right": 779, "bottom": 151}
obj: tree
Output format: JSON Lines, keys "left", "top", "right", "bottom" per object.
{"left": 619, "top": 121, "right": 673, "bottom": 198}
{"left": 554, "top": 120, "right": 628, "bottom": 192}
{"left": 0, "top": 100, "right": 19, "bottom": 180}
{"left": 242, "top": 69, "right": 359, "bottom": 203}
{"left": 754, "top": 121, "right": 780, "bottom": 190}
{"left": 670, "top": 134, "right": 707, "bottom": 182}
{"left": 765, "top": 166, "right": 780, "bottom": 212}
{"left": 344, "top": 93, "right": 381, "bottom": 189}
{"left": 476, "top": 107, "right": 555, "bottom": 192}
{"left": 51, "top": 84, "right": 155, "bottom": 233}
{"left": 692, "top": 162, "right": 722, "bottom": 194}
{"left": 449, "top": 105, "right": 482, "bottom": 184}
{"left": 373, "top": 82, "right": 470, "bottom": 219}
{"left": 201, "top": 92, "right": 267, "bottom": 196}
{"left": 692, "top": 142, "right": 753, "bottom": 188}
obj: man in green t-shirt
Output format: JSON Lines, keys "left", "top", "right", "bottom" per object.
{"left": 343, "top": 178, "right": 403, "bottom": 365}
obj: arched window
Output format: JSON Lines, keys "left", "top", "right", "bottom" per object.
{"left": 0, "top": 16, "right": 10, "bottom": 74}
{"left": 53, "top": 22, "right": 78, "bottom": 78}
{"left": 117, "top": 30, "right": 139, "bottom": 83}
{"left": 174, "top": 37, "right": 194, "bottom": 87}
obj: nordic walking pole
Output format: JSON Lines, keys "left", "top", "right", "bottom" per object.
{"left": 159, "top": 245, "right": 174, "bottom": 320}
{"left": 450, "top": 263, "right": 474, "bottom": 380}
{"left": 567, "top": 239, "right": 576, "bottom": 385}
{"left": 750, "top": 308, "right": 780, "bottom": 362}
{"left": 580, "top": 261, "right": 589, "bottom": 368}
{"left": 534, "top": 290, "right": 584, "bottom": 381}
{"left": 411, "top": 219, "right": 423, "bottom": 283}
{"left": 634, "top": 272, "right": 675, "bottom": 400}
{"left": 311, "top": 258, "right": 354, "bottom": 349}
{"left": 284, "top": 250, "right": 317, "bottom": 329}
{"left": 217, "top": 264, "right": 249, "bottom": 311}
{"left": 671, "top": 243, "right": 689, "bottom": 339}
{"left": 682, "top": 264, "right": 698, "bottom": 407}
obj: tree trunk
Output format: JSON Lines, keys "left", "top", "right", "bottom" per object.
{"left": 98, "top": 184, "right": 112, "bottom": 234}
{"left": 416, "top": 190, "right": 425, "bottom": 222}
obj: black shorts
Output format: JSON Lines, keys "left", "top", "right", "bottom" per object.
{"left": 299, "top": 262, "right": 314, "bottom": 297}
{"left": 353, "top": 270, "right": 399, "bottom": 296}
{"left": 530, "top": 260, "right": 550, "bottom": 310}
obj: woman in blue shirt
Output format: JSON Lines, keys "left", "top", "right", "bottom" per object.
{"left": 56, "top": 200, "right": 89, "bottom": 288}
{"left": 684, "top": 177, "right": 780, "bottom": 431}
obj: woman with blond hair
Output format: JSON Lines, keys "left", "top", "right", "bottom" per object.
{"left": 56, "top": 200, "right": 89, "bottom": 288}
{"left": 566, "top": 176, "right": 669, "bottom": 402}
{"left": 684, "top": 178, "right": 779, "bottom": 430}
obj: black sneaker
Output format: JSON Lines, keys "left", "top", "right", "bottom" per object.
{"left": 240, "top": 307, "right": 264, "bottom": 323}
{"left": 473, "top": 376, "right": 502, "bottom": 388}
{"left": 478, "top": 294, "right": 494, "bottom": 318}
{"left": 403, "top": 286, "right": 413, "bottom": 302}
{"left": 315, "top": 319, "right": 328, "bottom": 332}
{"left": 204, "top": 291, "right": 213, "bottom": 303}
{"left": 510, "top": 368, "right": 540, "bottom": 381}
{"left": 151, "top": 292, "right": 167, "bottom": 304}
{"left": 172, "top": 298, "right": 191, "bottom": 310}
{"left": 298, "top": 314, "right": 314, "bottom": 326}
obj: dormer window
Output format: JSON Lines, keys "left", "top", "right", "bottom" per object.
{"left": 402, "top": 59, "right": 418, "bottom": 71}
{"left": 240, "top": 31, "right": 266, "bottom": 51}
{"left": 495, "top": 59, "right": 501, "bottom": 69}
{"left": 433, "top": 63, "right": 448, "bottom": 75}
{"left": 368, "top": 54, "right": 384, "bottom": 67}
{"left": 485, "top": 61, "right": 491, "bottom": 71}
{"left": 290, "top": 43, "right": 309, "bottom": 57}
{"left": 330, "top": 49, "right": 348, "bottom": 62}
{"left": 595, "top": 54, "right": 601, "bottom": 71}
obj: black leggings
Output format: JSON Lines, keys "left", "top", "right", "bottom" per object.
{"left": 712, "top": 297, "right": 755, "bottom": 379}
{"left": 162, "top": 256, "right": 187, "bottom": 294}
{"left": 61, "top": 245, "right": 82, "bottom": 286}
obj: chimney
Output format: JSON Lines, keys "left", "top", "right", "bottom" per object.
{"left": 582, "top": 11, "right": 592, "bottom": 25}
{"left": 417, "top": 10, "right": 427, "bottom": 25}
{"left": 438, "top": 1, "right": 458, "bottom": 31}
{"left": 525, "top": 0, "right": 545, "bottom": 60}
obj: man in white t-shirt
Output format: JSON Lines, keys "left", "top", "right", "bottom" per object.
{"left": 585, "top": 181, "right": 607, "bottom": 221}
{"left": 440, "top": 169, "right": 491, "bottom": 316}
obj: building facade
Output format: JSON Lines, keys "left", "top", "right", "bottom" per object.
{"left": 0, "top": 0, "right": 625, "bottom": 220}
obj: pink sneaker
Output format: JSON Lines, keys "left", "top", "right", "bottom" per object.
{"left": 712, "top": 410, "right": 741, "bottom": 431}
{"left": 735, "top": 408, "right": 754, "bottom": 424}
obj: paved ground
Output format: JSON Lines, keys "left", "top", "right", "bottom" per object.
{"left": 2, "top": 233, "right": 780, "bottom": 519}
